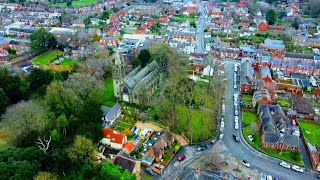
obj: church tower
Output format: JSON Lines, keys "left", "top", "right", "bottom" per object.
{"left": 112, "top": 52, "right": 125, "bottom": 98}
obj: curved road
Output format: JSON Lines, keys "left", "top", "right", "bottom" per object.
{"left": 222, "top": 61, "right": 317, "bottom": 180}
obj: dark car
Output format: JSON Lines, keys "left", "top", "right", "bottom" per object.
{"left": 197, "top": 146, "right": 206, "bottom": 151}
{"left": 178, "top": 154, "right": 186, "bottom": 161}
{"left": 317, "top": 174, "right": 320, "bottom": 179}
{"left": 146, "top": 168, "right": 156, "bottom": 176}
{"left": 233, "top": 134, "right": 240, "bottom": 142}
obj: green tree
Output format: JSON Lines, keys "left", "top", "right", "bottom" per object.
{"left": 0, "top": 88, "right": 9, "bottom": 114}
{"left": 28, "top": 68, "right": 54, "bottom": 94}
{"left": 84, "top": 17, "right": 91, "bottom": 28}
{"left": 66, "top": 1, "right": 72, "bottom": 7}
{"left": 150, "top": 43, "right": 170, "bottom": 70}
{"left": 0, "top": 69, "right": 25, "bottom": 103}
{"left": 34, "top": 172, "right": 59, "bottom": 180}
{"left": 56, "top": 114, "right": 69, "bottom": 139}
{"left": 278, "top": 11, "right": 287, "bottom": 19}
{"left": 100, "top": 161, "right": 136, "bottom": 180}
{"left": 68, "top": 135, "right": 95, "bottom": 165}
{"left": 291, "top": 17, "right": 299, "bottom": 30}
{"left": 303, "top": 0, "right": 320, "bottom": 18}
{"left": 266, "top": 9, "right": 277, "bottom": 25}
{"left": 190, "top": 21, "right": 197, "bottom": 28}
{"left": 138, "top": 49, "right": 151, "bottom": 67}
{"left": 30, "top": 28, "right": 57, "bottom": 54}
{"left": 0, "top": 100, "right": 48, "bottom": 146}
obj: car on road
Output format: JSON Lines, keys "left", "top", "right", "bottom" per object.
{"left": 234, "top": 100, "right": 237, "bottom": 106}
{"left": 219, "top": 133, "right": 224, "bottom": 140}
{"left": 234, "top": 84, "right": 237, "bottom": 89}
{"left": 235, "top": 110, "right": 238, "bottom": 116}
{"left": 260, "top": 172, "right": 267, "bottom": 180}
{"left": 267, "top": 175, "right": 272, "bottom": 180}
{"left": 317, "top": 174, "right": 320, "bottom": 179}
{"left": 292, "top": 165, "right": 304, "bottom": 172}
{"left": 197, "top": 146, "right": 205, "bottom": 151}
{"left": 279, "top": 161, "right": 291, "bottom": 169}
{"left": 235, "top": 116, "right": 238, "bottom": 123}
{"left": 146, "top": 168, "right": 156, "bottom": 176}
{"left": 234, "top": 122, "right": 239, "bottom": 130}
{"left": 241, "top": 160, "right": 250, "bottom": 167}
{"left": 233, "top": 134, "right": 240, "bottom": 142}
{"left": 178, "top": 154, "right": 186, "bottom": 162}
{"left": 221, "top": 121, "right": 225, "bottom": 128}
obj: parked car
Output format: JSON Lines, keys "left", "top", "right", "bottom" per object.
{"left": 197, "top": 146, "right": 205, "bottom": 151}
{"left": 292, "top": 119, "right": 296, "bottom": 126}
{"left": 219, "top": 133, "right": 224, "bottom": 140}
{"left": 221, "top": 121, "right": 225, "bottom": 128}
{"left": 241, "top": 160, "right": 250, "bottom": 167}
{"left": 235, "top": 122, "right": 239, "bottom": 130}
{"left": 279, "top": 161, "right": 291, "bottom": 169}
{"left": 235, "top": 110, "right": 238, "bottom": 116}
{"left": 260, "top": 172, "right": 267, "bottom": 180}
{"left": 233, "top": 134, "right": 240, "bottom": 142}
{"left": 267, "top": 175, "right": 272, "bottom": 180}
{"left": 292, "top": 165, "right": 304, "bottom": 172}
{"left": 235, "top": 116, "right": 239, "bottom": 123}
{"left": 146, "top": 168, "right": 156, "bottom": 176}
{"left": 178, "top": 154, "right": 186, "bottom": 161}
{"left": 234, "top": 100, "right": 238, "bottom": 106}
{"left": 234, "top": 84, "right": 237, "bottom": 89}
{"left": 316, "top": 174, "right": 320, "bottom": 179}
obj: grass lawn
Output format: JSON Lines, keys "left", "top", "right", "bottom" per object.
{"left": 300, "top": 120, "right": 320, "bottom": 148}
{"left": 176, "top": 104, "right": 214, "bottom": 142}
{"left": 277, "top": 98, "right": 291, "bottom": 109}
{"left": 171, "top": 15, "right": 196, "bottom": 22}
{"left": 32, "top": 50, "right": 63, "bottom": 65}
{"left": 103, "top": 77, "right": 115, "bottom": 106}
{"left": 241, "top": 94, "right": 253, "bottom": 103}
{"left": 143, "top": 173, "right": 153, "bottom": 180}
{"left": 114, "top": 121, "right": 132, "bottom": 132}
{"left": 162, "top": 143, "right": 177, "bottom": 166}
{"left": 242, "top": 111, "right": 258, "bottom": 125}
{"left": 53, "top": 0, "right": 97, "bottom": 8}
{"left": 58, "top": 59, "right": 74, "bottom": 66}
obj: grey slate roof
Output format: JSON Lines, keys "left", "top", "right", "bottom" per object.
{"left": 240, "top": 60, "right": 254, "bottom": 84}
{"left": 124, "top": 60, "right": 159, "bottom": 89}
{"left": 101, "top": 103, "right": 121, "bottom": 120}
{"left": 285, "top": 53, "right": 314, "bottom": 60}
{"left": 260, "top": 66, "right": 272, "bottom": 80}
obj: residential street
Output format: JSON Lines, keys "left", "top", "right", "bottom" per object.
{"left": 195, "top": 0, "right": 206, "bottom": 54}
{"left": 222, "top": 61, "right": 317, "bottom": 180}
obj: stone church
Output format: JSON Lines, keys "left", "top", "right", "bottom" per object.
{"left": 112, "top": 52, "right": 161, "bottom": 105}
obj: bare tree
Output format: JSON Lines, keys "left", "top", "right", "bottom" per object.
{"left": 35, "top": 136, "right": 52, "bottom": 154}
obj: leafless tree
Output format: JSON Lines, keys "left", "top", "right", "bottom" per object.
{"left": 35, "top": 136, "right": 51, "bottom": 154}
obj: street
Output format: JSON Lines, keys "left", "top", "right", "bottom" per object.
{"left": 195, "top": 0, "right": 206, "bottom": 54}
{"left": 222, "top": 61, "right": 317, "bottom": 180}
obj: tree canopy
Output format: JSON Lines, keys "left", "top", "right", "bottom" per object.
{"left": 100, "top": 161, "right": 136, "bottom": 180}
{"left": 266, "top": 9, "right": 277, "bottom": 25}
{"left": 30, "top": 28, "right": 57, "bottom": 54}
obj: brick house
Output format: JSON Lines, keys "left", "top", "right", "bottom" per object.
{"left": 306, "top": 143, "right": 320, "bottom": 172}
{"left": 260, "top": 66, "right": 273, "bottom": 83}
{"left": 0, "top": 48, "right": 9, "bottom": 63}
{"left": 71, "top": 46, "right": 91, "bottom": 59}
{"left": 252, "top": 89, "right": 272, "bottom": 107}
{"left": 145, "top": 18, "right": 156, "bottom": 26}
{"left": 258, "top": 104, "right": 299, "bottom": 152}
{"left": 261, "top": 40, "right": 285, "bottom": 52}
{"left": 159, "top": 16, "right": 169, "bottom": 23}
{"left": 101, "top": 36, "right": 119, "bottom": 46}
{"left": 8, "top": 27, "right": 37, "bottom": 38}
{"left": 170, "top": 32, "right": 196, "bottom": 41}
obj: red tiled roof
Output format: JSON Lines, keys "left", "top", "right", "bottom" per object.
{"left": 124, "top": 142, "right": 135, "bottom": 152}
{"left": 103, "top": 128, "right": 125, "bottom": 144}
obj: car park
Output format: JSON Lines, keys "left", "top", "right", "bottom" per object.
{"left": 279, "top": 161, "right": 291, "bottom": 169}
{"left": 234, "top": 122, "right": 239, "bottom": 130}
{"left": 241, "top": 160, "right": 250, "bottom": 167}
{"left": 233, "top": 134, "right": 240, "bottom": 142}
{"left": 292, "top": 165, "right": 304, "bottom": 172}
{"left": 146, "top": 168, "right": 156, "bottom": 176}
{"left": 178, "top": 154, "right": 186, "bottom": 161}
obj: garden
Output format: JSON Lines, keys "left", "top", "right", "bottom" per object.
{"left": 53, "top": 0, "right": 98, "bottom": 8}
{"left": 32, "top": 49, "right": 63, "bottom": 65}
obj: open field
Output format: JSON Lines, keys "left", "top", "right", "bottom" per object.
{"left": 103, "top": 77, "right": 115, "bottom": 106}
{"left": 32, "top": 50, "right": 63, "bottom": 65}
{"left": 58, "top": 59, "right": 74, "bottom": 66}
{"left": 300, "top": 120, "right": 320, "bottom": 148}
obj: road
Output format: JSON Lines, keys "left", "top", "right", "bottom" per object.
{"left": 222, "top": 61, "right": 317, "bottom": 180}
{"left": 195, "top": 0, "right": 206, "bottom": 54}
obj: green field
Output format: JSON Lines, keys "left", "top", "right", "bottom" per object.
{"left": 53, "top": 0, "right": 98, "bottom": 8}
{"left": 58, "top": 59, "right": 74, "bottom": 66}
{"left": 32, "top": 50, "right": 63, "bottom": 65}
{"left": 300, "top": 120, "right": 320, "bottom": 148}
{"left": 242, "top": 111, "right": 258, "bottom": 125}
{"left": 243, "top": 127, "right": 304, "bottom": 166}
{"left": 171, "top": 15, "right": 196, "bottom": 22}
{"left": 176, "top": 104, "right": 214, "bottom": 142}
